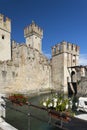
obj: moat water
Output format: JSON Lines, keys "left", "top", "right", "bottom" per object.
{"left": 6, "top": 93, "right": 62, "bottom": 130}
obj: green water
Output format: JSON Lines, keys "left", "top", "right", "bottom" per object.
{"left": 6, "top": 93, "right": 62, "bottom": 130}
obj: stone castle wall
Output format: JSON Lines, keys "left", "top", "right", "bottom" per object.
{"left": 0, "top": 42, "right": 51, "bottom": 94}
{"left": 77, "top": 67, "right": 87, "bottom": 96}
{"left": 0, "top": 14, "right": 11, "bottom": 61}
{"left": 51, "top": 41, "right": 80, "bottom": 94}
{"left": 0, "top": 14, "right": 87, "bottom": 96}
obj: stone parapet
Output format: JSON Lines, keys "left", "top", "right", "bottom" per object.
{"left": 52, "top": 41, "right": 79, "bottom": 56}
{"left": 24, "top": 21, "right": 43, "bottom": 38}
{"left": 0, "top": 14, "right": 11, "bottom": 33}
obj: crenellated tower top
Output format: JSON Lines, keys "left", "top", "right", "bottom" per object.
{"left": 24, "top": 21, "right": 43, "bottom": 53}
{"left": 0, "top": 14, "right": 11, "bottom": 33}
{"left": 52, "top": 41, "right": 79, "bottom": 57}
{"left": 24, "top": 21, "right": 43, "bottom": 38}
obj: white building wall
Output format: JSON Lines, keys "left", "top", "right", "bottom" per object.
{"left": 0, "top": 30, "right": 11, "bottom": 61}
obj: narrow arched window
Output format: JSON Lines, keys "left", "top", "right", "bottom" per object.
{"left": 2, "top": 35, "right": 5, "bottom": 39}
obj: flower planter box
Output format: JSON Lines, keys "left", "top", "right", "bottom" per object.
{"left": 8, "top": 94, "right": 28, "bottom": 106}
{"left": 48, "top": 109, "right": 71, "bottom": 123}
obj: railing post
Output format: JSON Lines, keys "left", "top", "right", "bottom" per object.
{"left": 0, "top": 93, "right": 6, "bottom": 122}
{"left": 28, "top": 112, "right": 31, "bottom": 130}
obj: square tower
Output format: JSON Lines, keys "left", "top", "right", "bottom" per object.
{"left": 51, "top": 41, "right": 79, "bottom": 94}
{"left": 24, "top": 21, "right": 43, "bottom": 53}
{"left": 0, "top": 14, "right": 11, "bottom": 61}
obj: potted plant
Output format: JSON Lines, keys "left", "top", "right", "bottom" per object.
{"left": 41, "top": 94, "right": 74, "bottom": 121}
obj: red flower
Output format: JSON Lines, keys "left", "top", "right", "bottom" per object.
{"left": 8, "top": 94, "right": 28, "bottom": 106}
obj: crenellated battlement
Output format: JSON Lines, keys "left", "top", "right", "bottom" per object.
{"left": 11, "top": 40, "right": 17, "bottom": 48}
{"left": 52, "top": 41, "right": 80, "bottom": 56}
{"left": 24, "top": 21, "right": 43, "bottom": 38}
{"left": 0, "top": 14, "right": 11, "bottom": 32}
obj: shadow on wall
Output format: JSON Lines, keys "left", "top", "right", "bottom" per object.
{"left": 68, "top": 82, "right": 77, "bottom": 96}
{"left": 68, "top": 71, "right": 77, "bottom": 96}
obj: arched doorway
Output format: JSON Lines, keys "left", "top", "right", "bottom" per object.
{"left": 68, "top": 70, "right": 77, "bottom": 96}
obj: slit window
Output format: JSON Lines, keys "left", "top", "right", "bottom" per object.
{"left": 85, "top": 101, "right": 87, "bottom": 105}
{"left": 2, "top": 35, "right": 5, "bottom": 39}
{"left": 12, "top": 72, "right": 15, "bottom": 78}
{"left": 2, "top": 71, "right": 7, "bottom": 81}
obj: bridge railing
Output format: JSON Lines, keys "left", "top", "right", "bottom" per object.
{"left": 0, "top": 94, "right": 72, "bottom": 130}
{"left": 0, "top": 94, "right": 6, "bottom": 123}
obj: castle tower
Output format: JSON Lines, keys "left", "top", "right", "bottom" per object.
{"left": 24, "top": 21, "right": 43, "bottom": 53}
{"left": 0, "top": 14, "right": 11, "bottom": 61}
{"left": 51, "top": 41, "right": 79, "bottom": 94}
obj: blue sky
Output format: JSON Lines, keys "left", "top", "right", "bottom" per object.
{"left": 0, "top": 0, "right": 87, "bottom": 65}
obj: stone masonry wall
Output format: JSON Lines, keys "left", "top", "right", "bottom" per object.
{"left": 77, "top": 68, "right": 87, "bottom": 96}
{"left": 0, "top": 43, "right": 51, "bottom": 94}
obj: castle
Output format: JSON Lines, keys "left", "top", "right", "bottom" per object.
{"left": 0, "top": 14, "right": 87, "bottom": 95}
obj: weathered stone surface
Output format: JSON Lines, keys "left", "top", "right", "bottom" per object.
{"left": 77, "top": 74, "right": 87, "bottom": 96}
{"left": 0, "top": 45, "right": 51, "bottom": 94}
{"left": 0, "top": 14, "right": 11, "bottom": 61}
